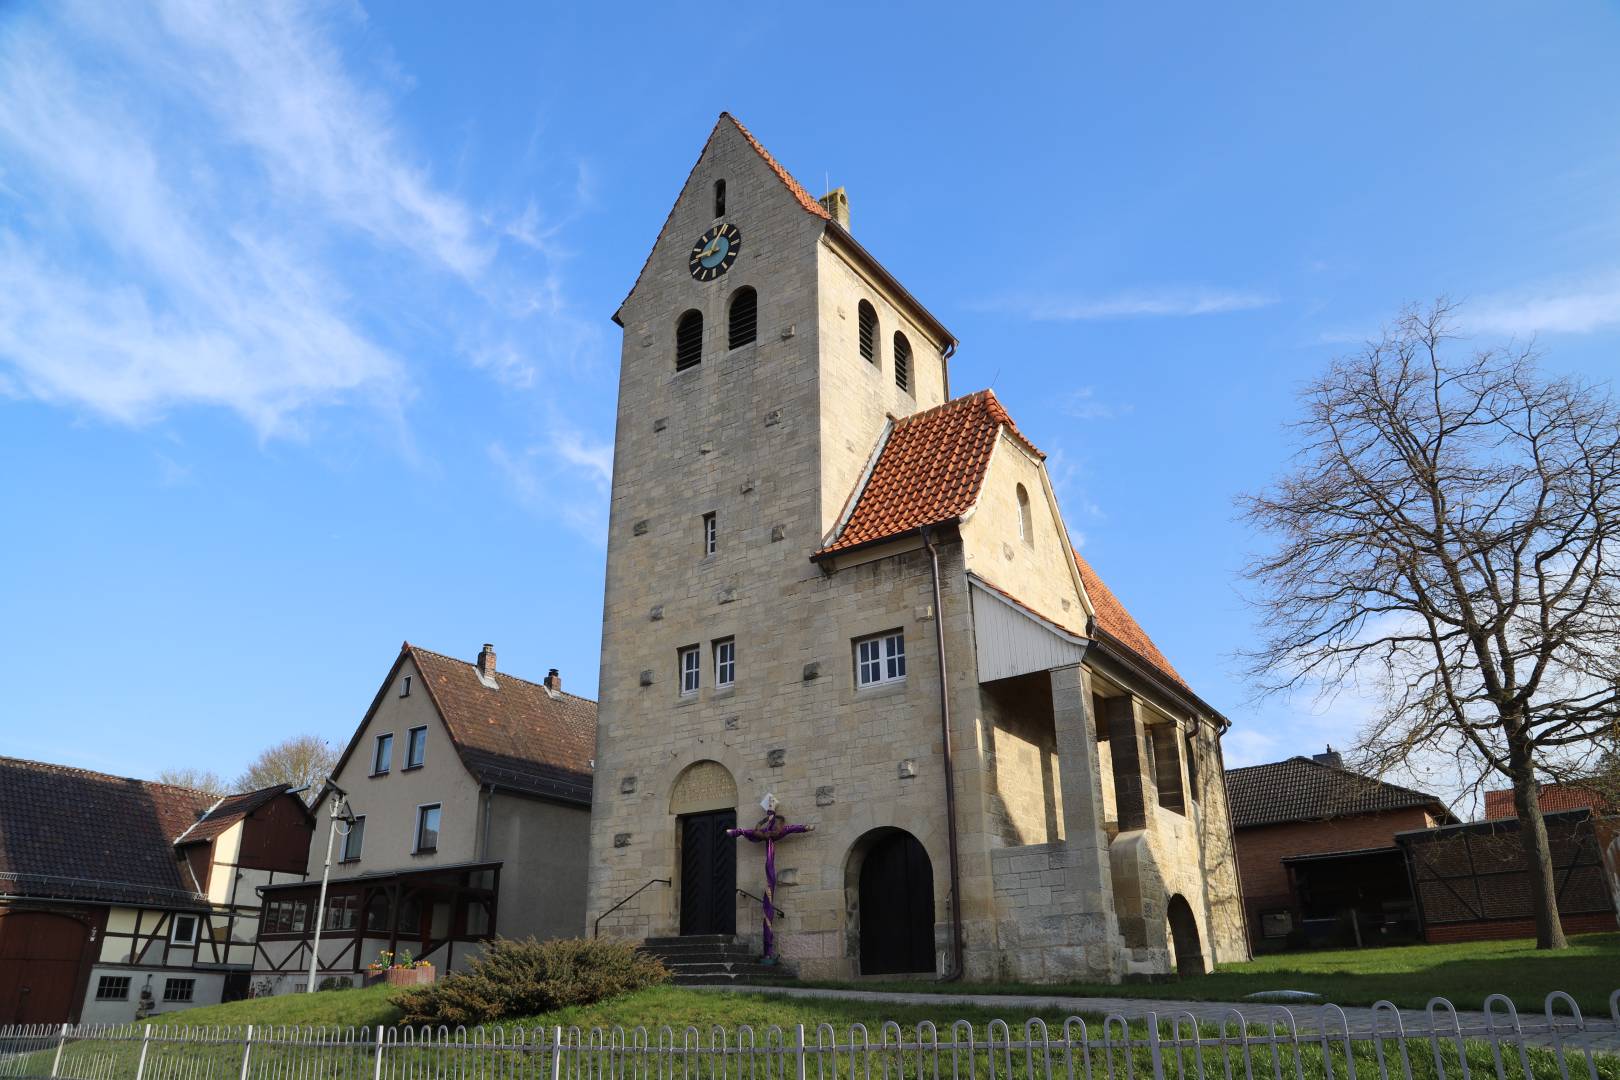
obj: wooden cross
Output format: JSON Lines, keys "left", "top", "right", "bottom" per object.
{"left": 727, "top": 794, "right": 813, "bottom": 962}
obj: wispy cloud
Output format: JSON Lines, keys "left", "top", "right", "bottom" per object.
{"left": 985, "top": 287, "right": 1276, "bottom": 322}
{"left": 489, "top": 426, "right": 615, "bottom": 543}
{"left": 1064, "top": 386, "right": 1133, "bottom": 421}
{"left": 1470, "top": 274, "right": 1620, "bottom": 336}
{"left": 0, "top": 0, "right": 594, "bottom": 439}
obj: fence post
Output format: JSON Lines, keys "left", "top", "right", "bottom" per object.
{"left": 794, "top": 1025, "right": 807, "bottom": 1080}
{"left": 48, "top": 1023, "right": 69, "bottom": 1078}
{"left": 134, "top": 1027, "right": 154, "bottom": 1080}
{"left": 238, "top": 1025, "right": 254, "bottom": 1080}
{"left": 1145, "top": 1012, "right": 1165, "bottom": 1080}
{"left": 372, "top": 1025, "right": 386, "bottom": 1080}
{"left": 551, "top": 1026, "right": 565, "bottom": 1080}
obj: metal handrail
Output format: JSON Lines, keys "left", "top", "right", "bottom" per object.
{"left": 737, "top": 888, "right": 785, "bottom": 916}
{"left": 592, "top": 877, "right": 670, "bottom": 938}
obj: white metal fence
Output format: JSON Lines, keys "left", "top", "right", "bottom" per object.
{"left": 1, "top": 992, "right": 1616, "bottom": 1080}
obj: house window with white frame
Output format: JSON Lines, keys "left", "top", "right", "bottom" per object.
{"left": 342, "top": 815, "right": 365, "bottom": 862}
{"left": 855, "top": 630, "right": 906, "bottom": 688}
{"left": 703, "top": 512, "right": 717, "bottom": 556}
{"left": 714, "top": 638, "right": 735, "bottom": 689}
{"left": 406, "top": 726, "right": 427, "bottom": 769}
{"left": 169, "top": 913, "right": 199, "bottom": 946}
{"left": 415, "top": 804, "right": 441, "bottom": 853}
{"left": 679, "top": 645, "right": 701, "bottom": 696}
{"left": 372, "top": 733, "right": 393, "bottom": 775}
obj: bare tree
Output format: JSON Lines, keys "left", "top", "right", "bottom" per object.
{"left": 1241, "top": 300, "right": 1620, "bottom": 950}
{"left": 158, "top": 766, "right": 228, "bottom": 796}
{"left": 236, "top": 734, "right": 340, "bottom": 801}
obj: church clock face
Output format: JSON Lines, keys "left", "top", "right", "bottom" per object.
{"left": 689, "top": 223, "right": 742, "bottom": 281}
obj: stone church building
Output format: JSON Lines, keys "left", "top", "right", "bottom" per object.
{"left": 587, "top": 114, "right": 1249, "bottom": 982}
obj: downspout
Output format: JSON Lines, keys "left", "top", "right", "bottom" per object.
{"left": 920, "top": 525, "right": 965, "bottom": 980}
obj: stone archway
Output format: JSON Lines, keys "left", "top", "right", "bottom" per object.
{"left": 1166, "top": 894, "right": 1205, "bottom": 977}
{"left": 670, "top": 761, "right": 738, "bottom": 936}
{"left": 846, "top": 828, "right": 936, "bottom": 975}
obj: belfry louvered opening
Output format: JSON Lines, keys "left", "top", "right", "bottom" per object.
{"left": 858, "top": 300, "right": 878, "bottom": 363}
{"left": 675, "top": 310, "right": 703, "bottom": 371}
{"left": 893, "top": 331, "right": 912, "bottom": 392}
{"left": 728, "top": 287, "right": 757, "bottom": 348}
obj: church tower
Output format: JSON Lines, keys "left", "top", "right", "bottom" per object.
{"left": 587, "top": 115, "right": 1249, "bottom": 981}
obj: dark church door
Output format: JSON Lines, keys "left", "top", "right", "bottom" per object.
{"left": 859, "top": 830, "right": 936, "bottom": 974}
{"left": 679, "top": 809, "right": 736, "bottom": 935}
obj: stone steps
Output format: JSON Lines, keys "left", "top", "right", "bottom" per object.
{"left": 640, "top": 935, "right": 797, "bottom": 986}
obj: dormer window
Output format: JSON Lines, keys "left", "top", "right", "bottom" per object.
{"left": 728, "top": 287, "right": 757, "bottom": 348}
{"left": 893, "top": 332, "right": 911, "bottom": 393}
{"left": 675, "top": 310, "right": 703, "bottom": 372}
{"left": 714, "top": 179, "right": 726, "bottom": 218}
{"left": 1016, "top": 483, "right": 1034, "bottom": 546}
{"left": 858, "top": 300, "right": 878, "bottom": 363}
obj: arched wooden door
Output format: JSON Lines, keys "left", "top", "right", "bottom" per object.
{"left": 0, "top": 911, "right": 91, "bottom": 1024}
{"left": 857, "top": 830, "right": 935, "bottom": 975}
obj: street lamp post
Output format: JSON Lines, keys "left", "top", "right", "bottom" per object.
{"left": 307, "top": 781, "right": 356, "bottom": 994}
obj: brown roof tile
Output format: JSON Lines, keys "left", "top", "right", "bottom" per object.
{"left": 1226, "top": 756, "right": 1450, "bottom": 829}
{"left": 1073, "top": 553, "right": 1189, "bottom": 691}
{"left": 816, "top": 390, "right": 1039, "bottom": 556}
{"left": 722, "top": 113, "right": 831, "bottom": 222}
{"left": 0, "top": 756, "right": 218, "bottom": 908}
{"left": 174, "top": 784, "right": 298, "bottom": 846}
{"left": 407, "top": 645, "right": 596, "bottom": 805}
{"left": 1483, "top": 784, "right": 1609, "bottom": 821}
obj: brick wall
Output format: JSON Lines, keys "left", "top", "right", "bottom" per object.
{"left": 1424, "top": 911, "right": 1616, "bottom": 943}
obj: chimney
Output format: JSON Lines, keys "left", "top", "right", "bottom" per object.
{"left": 1313, "top": 745, "right": 1344, "bottom": 770}
{"left": 544, "top": 668, "right": 562, "bottom": 693}
{"left": 477, "top": 643, "right": 497, "bottom": 679}
{"left": 818, "top": 187, "right": 850, "bottom": 229}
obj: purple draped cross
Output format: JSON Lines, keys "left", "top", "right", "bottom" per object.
{"left": 727, "top": 807, "right": 813, "bottom": 961}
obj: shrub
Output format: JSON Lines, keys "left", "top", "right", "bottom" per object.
{"left": 394, "top": 937, "right": 668, "bottom": 1025}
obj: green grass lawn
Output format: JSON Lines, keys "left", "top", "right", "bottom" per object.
{"left": 795, "top": 932, "right": 1620, "bottom": 1014}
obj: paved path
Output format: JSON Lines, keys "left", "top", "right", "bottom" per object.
{"left": 693, "top": 984, "right": 1617, "bottom": 1051}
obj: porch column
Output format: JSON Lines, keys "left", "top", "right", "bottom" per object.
{"left": 1103, "top": 695, "right": 1150, "bottom": 831}
{"left": 1051, "top": 664, "right": 1109, "bottom": 849}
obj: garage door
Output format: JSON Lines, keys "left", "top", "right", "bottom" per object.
{"left": 0, "top": 911, "right": 91, "bottom": 1025}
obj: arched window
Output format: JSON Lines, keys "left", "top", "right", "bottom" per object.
{"left": 893, "top": 332, "right": 912, "bottom": 393}
{"left": 713, "top": 179, "right": 726, "bottom": 218}
{"left": 857, "top": 300, "right": 878, "bottom": 363}
{"left": 728, "top": 287, "right": 757, "bottom": 349}
{"left": 675, "top": 310, "right": 703, "bottom": 372}
{"left": 1016, "top": 483, "right": 1033, "bottom": 546}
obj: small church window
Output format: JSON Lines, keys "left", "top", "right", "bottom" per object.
{"left": 675, "top": 310, "right": 703, "bottom": 371}
{"left": 857, "top": 300, "right": 878, "bottom": 363}
{"left": 855, "top": 630, "right": 905, "bottom": 688}
{"left": 728, "top": 287, "right": 757, "bottom": 348}
{"left": 679, "top": 645, "right": 701, "bottom": 696}
{"left": 703, "top": 512, "right": 717, "bottom": 556}
{"left": 893, "top": 332, "right": 912, "bottom": 392}
{"left": 714, "top": 637, "right": 735, "bottom": 688}
{"left": 714, "top": 179, "right": 726, "bottom": 218}
{"left": 1016, "top": 484, "right": 1033, "bottom": 546}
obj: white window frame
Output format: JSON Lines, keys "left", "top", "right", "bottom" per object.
{"left": 372, "top": 733, "right": 393, "bottom": 775}
{"left": 679, "top": 646, "right": 701, "bottom": 696}
{"left": 703, "top": 512, "right": 717, "bottom": 556}
{"left": 855, "top": 630, "right": 906, "bottom": 688}
{"left": 169, "top": 913, "right": 199, "bottom": 946}
{"left": 405, "top": 726, "right": 427, "bottom": 769}
{"left": 400, "top": 675, "right": 412, "bottom": 697}
{"left": 415, "top": 803, "right": 441, "bottom": 853}
{"left": 342, "top": 815, "right": 366, "bottom": 862}
{"left": 714, "top": 638, "right": 736, "bottom": 689}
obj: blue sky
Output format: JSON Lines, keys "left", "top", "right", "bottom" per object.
{"left": 2, "top": 2, "right": 1618, "bottom": 797}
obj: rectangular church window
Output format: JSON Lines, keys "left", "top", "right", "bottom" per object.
{"left": 714, "top": 638, "right": 735, "bottom": 688}
{"left": 679, "top": 646, "right": 701, "bottom": 696}
{"left": 855, "top": 630, "right": 905, "bottom": 688}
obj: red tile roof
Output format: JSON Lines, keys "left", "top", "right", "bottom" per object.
{"left": 1073, "top": 553, "right": 1189, "bottom": 691}
{"left": 816, "top": 390, "right": 1039, "bottom": 556}
{"left": 0, "top": 756, "right": 218, "bottom": 908}
{"left": 407, "top": 645, "right": 596, "bottom": 805}
{"left": 1483, "top": 784, "right": 1609, "bottom": 821}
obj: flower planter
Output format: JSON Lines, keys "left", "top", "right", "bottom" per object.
{"left": 384, "top": 965, "right": 435, "bottom": 987}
